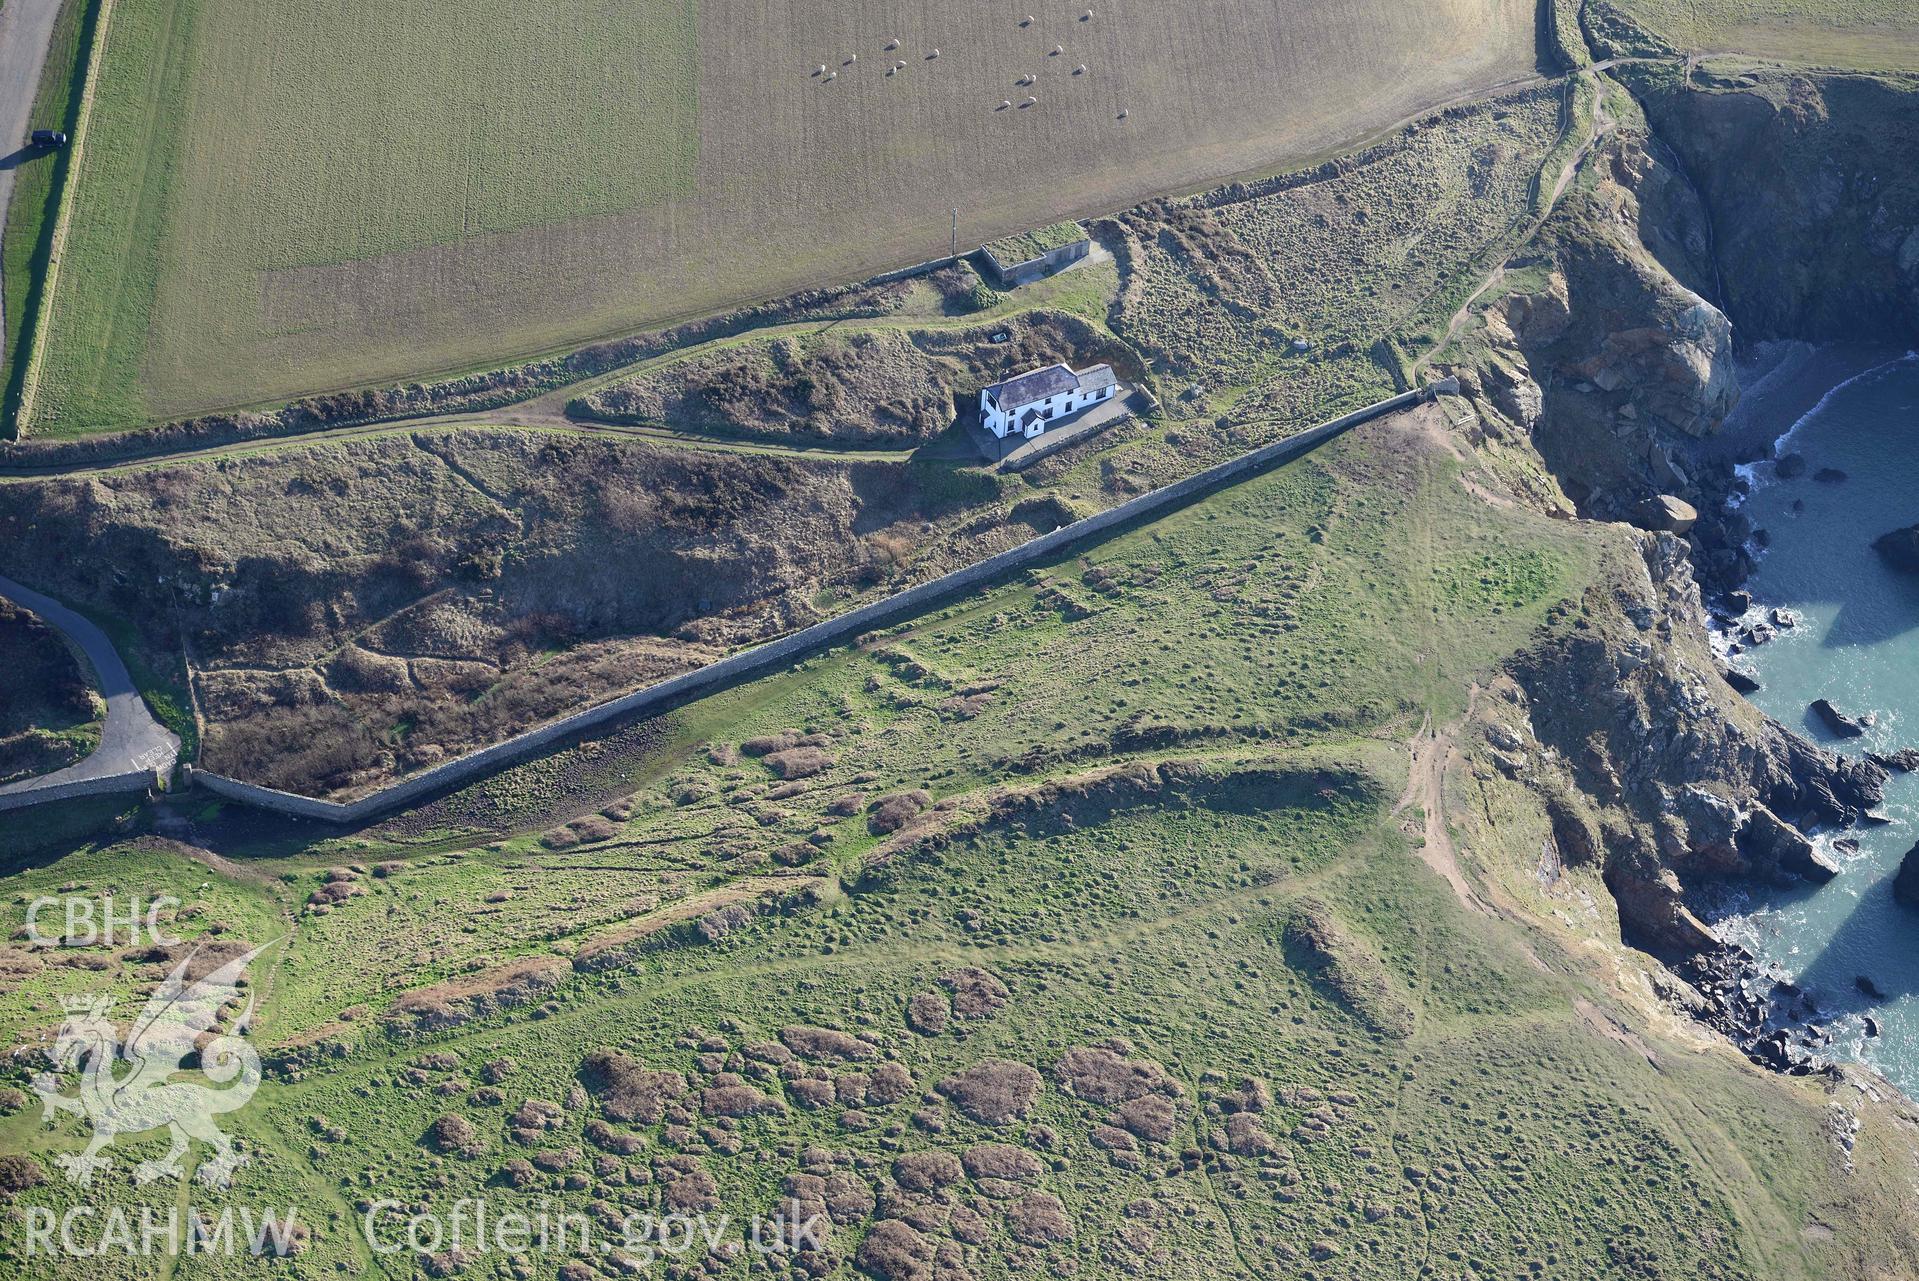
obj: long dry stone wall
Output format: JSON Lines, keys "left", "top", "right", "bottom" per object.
{"left": 0, "top": 769, "right": 158, "bottom": 814}
{"left": 188, "top": 384, "right": 1445, "bottom": 824}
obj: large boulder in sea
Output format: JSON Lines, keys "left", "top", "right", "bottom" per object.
{"left": 1633, "top": 495, "right": 1698, "bottom": 535}
{"left": 1894, "top": 844, "right": 1919, "bottom": 909}
{"left": 1873, "top": 524, "right": 1919, "bottom": 573}
{"left": 1736, "top": 804, "right": 1839, "bottom": 884}
{"left": 1811, "top": 698, "right": 1871, "bottom": 738}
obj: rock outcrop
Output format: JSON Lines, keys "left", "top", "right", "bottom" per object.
{"left": 1453, "top": 54, "right": 1917, "bottom": 1077}
{"left": 1506, "top": 530, "right": 1880, "bottom": 951}
{"left": 1455, "top": 61, "right": 1914, "bottom": 953}
{"left": 1634, "top": 69, "right": 1919, "bottom": 344}
{"left": 1471, "top": 131, "right": 1735, "bottom": 531}
{"left": 1634, "top": 495, "right": 1698, "bottom": 535}
{"left": 1895, "top": 844, "right": 1919, "bottom": 910}
{"left": 1811, "top": 699, "right": 1870, "bottom": 739}
{"left": 1736, "top": 803, "right": 1838, "bottom": 884}
{"left": 1873, "top": 524, "right": 1919, "bottom": 574}
{"left": 1469, "top": 68, "right": 1919, "bottom": 613}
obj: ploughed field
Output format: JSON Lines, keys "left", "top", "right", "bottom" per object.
{"left": 23, "top": 0, "right": 1536, "bottom": 436}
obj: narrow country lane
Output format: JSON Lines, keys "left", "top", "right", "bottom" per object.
{"left": 0, "top": 572, "right": 179, "bottom": 803}
{"left": 0, "top": 0, "right": 66, "bottom": 354}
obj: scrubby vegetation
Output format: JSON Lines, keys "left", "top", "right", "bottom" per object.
{"left": 581, "top": 329, "right": 960, "bottom": 445}
{"left": 0, "top": 431, "right": 1013, "bottom": 797}
{"left": 1109, "top": 85, "right": 1563, "bottom": 392}
{"left": 572, "top": 311, "right": 1133, "bottom": 447}
{"left": 0, "top": 599, "right": 100, "bottom": 783}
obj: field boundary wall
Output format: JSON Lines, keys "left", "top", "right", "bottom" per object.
{"left": 184, "top": 383, "right": 1449, "bottom": 824}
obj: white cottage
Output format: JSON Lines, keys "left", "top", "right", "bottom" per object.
{"left": 979, "top": 363, "right": 1118, "bottom": 440}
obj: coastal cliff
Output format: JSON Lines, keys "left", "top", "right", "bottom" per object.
{"left": 1634, "top": 67, "right": 1919, "bottom": 344}
{"left": 1504, "top": 528, "right": 1881, "bottom": 953}
{"left": 1472, "top": 64, "right": 1919, "bottom": 553}
{"left": 1455, "top": 63, "right": 1919, "bottom": 980}
{"left": 1479, "top": 127, "right": 1734, "bottom": 524}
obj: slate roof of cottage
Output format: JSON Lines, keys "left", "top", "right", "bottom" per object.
{"left": 987, "top": 364, "right": 1078, "bottom": 410}
{"left": 1075, "top": 364, "right": 1117, "bottom": 394}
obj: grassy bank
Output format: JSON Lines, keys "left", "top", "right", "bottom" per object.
{"left": 1608, "top": 0, "right": 1919, "bottom": 69}
{"left": 0, "top": 0, "right": 96, "bottom": 436}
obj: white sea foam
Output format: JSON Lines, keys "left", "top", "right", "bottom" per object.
{"left": 1775, "top": 351, "right": 1918, "bottom": 452}
{"left": 1734, "top": 352, "right": 1911, "bottom": 517}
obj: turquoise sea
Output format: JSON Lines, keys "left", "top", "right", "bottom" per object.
{"left": 1704, "top": 352, "right": 1919, "bottom": 1094}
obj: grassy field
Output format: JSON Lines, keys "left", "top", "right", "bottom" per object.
{"left": 21, "top": 0, "right": 1538, "bottom": 436}
{"left": 1606, "top": 0, "right": 1919, "bottom": 69}
{"left": 0, "top": 0, "right": 92, "bottom": 426}
{"left": 24, "top": 0, "right": 699, "bottom": 435}
{"left": 2, "top": 410, "right": 1912, "bottom": 1278}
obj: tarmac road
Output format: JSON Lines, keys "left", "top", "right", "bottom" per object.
{"left": 0, "top": 572, "right": 180, "bottom": 800}
{"left": 0, "top": 0, "right": 66, "bottom": 353}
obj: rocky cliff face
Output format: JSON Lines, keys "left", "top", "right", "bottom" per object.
{"left": 1470, "top": 67, "right": 1919, "bottom": 594}
{"left": 1501, "top": 529, "right": 1881, "bottom": 953}
{"left": 1471, "top": 130, "right": 1736, "bottom": 527}
{"left": 1633, "top": 66, "right": 1919, "bottom": 344}
{"left": 1452, "top": 66, "right": 1919, "bottom": 956}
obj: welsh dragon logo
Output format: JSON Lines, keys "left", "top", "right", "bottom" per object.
{"left": 32, "top": 943, "right": 268, "bottom": 1187}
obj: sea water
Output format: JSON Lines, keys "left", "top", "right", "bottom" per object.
{"left": 1704, "top": 353, "right": 1919, "bottom": 1093}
